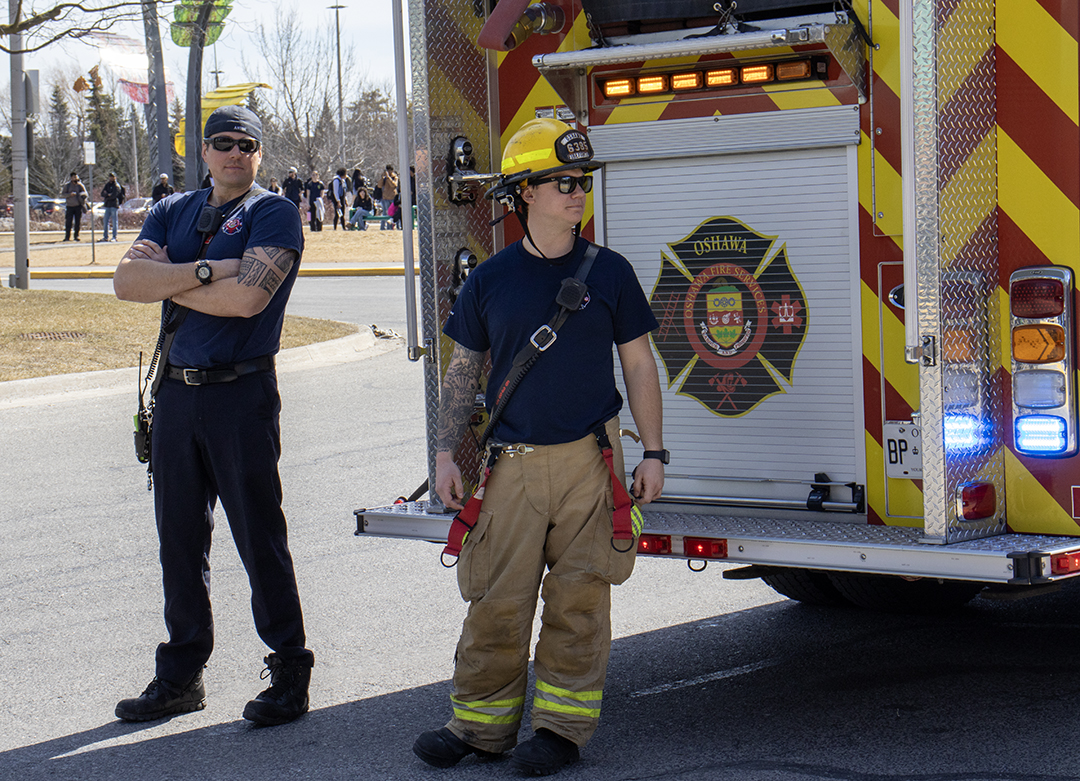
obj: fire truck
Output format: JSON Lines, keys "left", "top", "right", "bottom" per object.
{"left": 357, "top": 0, "right": 1080, "bottom": 611}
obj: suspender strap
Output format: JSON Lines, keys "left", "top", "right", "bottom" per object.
{"left": 479, "top": 242, "right": 600, "bottom": 450}
{"left": 593, "top": 426, "right": 644, "bottom": 552}
{"left": 441, "top": 427, "right": 645, "bottom": 565}
{"left": 442, "top": 446, "right": 502, "bottom": 566}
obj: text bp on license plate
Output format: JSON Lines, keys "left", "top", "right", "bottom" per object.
{"left": 884, "top": 422, "right": 922, "bottom": 479}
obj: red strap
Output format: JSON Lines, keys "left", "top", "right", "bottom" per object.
{"left": 600, "top": 444, "right": 636, "bottom": 543}
{"left": 441, "top": 452, "right": 498, "bottom": 565}
{"left": 442, "top": 488, "right": 485, "bottom": 563}
{"left": 442, "top": 434, "right": 641, "bottom": 565}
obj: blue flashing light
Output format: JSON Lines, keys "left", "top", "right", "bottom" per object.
{"left": 944, "top": 413, "right": 982, "bottom": 450}
{"left": 1015, "top": 415, "right": 1068, "bottom": 454}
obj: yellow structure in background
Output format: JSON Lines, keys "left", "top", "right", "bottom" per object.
{"left": 174, "top": 83, "right": 271, "bottom": 156}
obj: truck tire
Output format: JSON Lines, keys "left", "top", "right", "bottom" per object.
{"left": 826, "top": 572, "right": 984, "bottom": 613}
{"left": 761, "top": 568, "right": 851, "bottom": 607}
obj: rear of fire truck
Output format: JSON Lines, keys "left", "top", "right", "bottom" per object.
{"left": 358, "top": 0, "right": 1080, "bottom": 610}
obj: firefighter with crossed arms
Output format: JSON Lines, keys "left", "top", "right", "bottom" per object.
{"left": 413, "top": 118, "right": 667, "bottom": 775}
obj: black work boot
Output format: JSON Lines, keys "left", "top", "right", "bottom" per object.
{"left": 242, "top": 653, "right": 312, "bottom": 726}
{"left": 115, "top": 670, "right": 206, "bottom": 722}
{"left": 413, "top": 727, "right": 502, "bottom": 768}
{"left": 511, "top": 728, "right": 580, "bottom": 776}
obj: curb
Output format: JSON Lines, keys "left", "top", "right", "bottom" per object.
{"left": 0, "top": 329, "right": 383, "bottom": 410}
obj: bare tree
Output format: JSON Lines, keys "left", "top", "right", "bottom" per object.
{"left": 242, "top": 9, "right": 395, "bottom": 180}
{"left": 345, "top": 82, "right": 401, "bottom": 181}
{"left": 0, "top": 0, "right": 175, "bottom": 54}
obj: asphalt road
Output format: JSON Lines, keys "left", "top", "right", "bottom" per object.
{"left": 3, "top": 278, "right": 1080, "bottom": 780}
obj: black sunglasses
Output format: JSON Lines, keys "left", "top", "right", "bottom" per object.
{"left": 204, "top": 136, "right": 260, "bottom": 154}
{"left": 532, "top": 175, "right": 593, "bottom": 194}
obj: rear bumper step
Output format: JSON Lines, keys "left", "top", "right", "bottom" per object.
{"left": 353, "top": 502, "right": 1080, "bottom": 585}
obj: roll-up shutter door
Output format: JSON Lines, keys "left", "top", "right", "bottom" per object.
{"left": 600, "top": 137, "right": 863, "bottom": 503}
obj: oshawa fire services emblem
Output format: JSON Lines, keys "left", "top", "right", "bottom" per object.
{"left": 222, "top": 214, "right": 243, "bottom": 235}
{"left": 650, "top": 217, "right": 808, "bottom": 417}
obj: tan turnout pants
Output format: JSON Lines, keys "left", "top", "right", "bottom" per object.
{"left": 446, "top": 416, "right": 636, "bottom": 752}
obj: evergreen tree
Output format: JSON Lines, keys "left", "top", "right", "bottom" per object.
{"left": 169, "top": 96, "right": 185, "bottom": 186}
{"left": 84, "top": 66, "right": 126, "bottom": 182}
{"left": 36, "top": 84, "right": 80, "bottom": 196}
{"left": 129, "top": 106, "right": 150, "bottom": 197}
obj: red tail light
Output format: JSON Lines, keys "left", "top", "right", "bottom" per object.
{"left": 637, "top": 534, "right": 671, "bottom": 555}
{"left": 1011, "top": 278, "right": 1065, "bottom": 318}
{"left": 958, "top": 483, "right": 996, "bottom": 520}
{"left": 682, "top": 537, "right": 728, "bottom": 559}
{"left": 1051, "top": 551, "right": 1080, "bottom": 575}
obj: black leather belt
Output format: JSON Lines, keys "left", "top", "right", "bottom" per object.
{"left": 166, "top": 355, "right": 275, "bottom": 386}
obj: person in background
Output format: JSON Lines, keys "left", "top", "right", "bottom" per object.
{"left": 152, "top": 174, "right": 174, "bottom": 204}
{"left": 348, "top": 187, "right": 374, "bottom": 231}
{"left": 61, "top": 172, "right": 88, "bottom": 242}
{"left": 351, "top": 168, "right": 365, "bottom": 195}
{"left": 282, "top": 167, "right": 304, "bottom": 213}
{"left": 330, "top": 168, "right": 348, "bottom": 230}
{"left": 305, "top": 171, "right": 325, "bottom": 232}
{"left": 378, "top": 164, "right": 399, "bottom": 230}
{"left": 391, "top": 191, "right": 402, "bottom": 231}
{"left": 101, "top": 172, "right": 126, "bottom": 242}
{"left": 268, "top": 177, "right": 282, "bottom": 195}
{"left": 112, "top": 104, "right": 314, "bottom": 728}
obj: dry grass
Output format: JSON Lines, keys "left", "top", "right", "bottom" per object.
{"left": 0, "top": 225, "right": 416, "bottom": 269}
{"left": 0, "top": 286, "right": 358, "bottom": 382}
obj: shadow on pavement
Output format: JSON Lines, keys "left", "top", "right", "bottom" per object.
{"left": 3, "top": 588, "right": 1080, "bottom": 781}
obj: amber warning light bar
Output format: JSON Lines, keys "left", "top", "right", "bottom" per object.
{"left": 600, "top": 58, "right": 822, "bottom": 100}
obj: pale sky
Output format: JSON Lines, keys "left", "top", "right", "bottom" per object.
{"left": 12, "top": 0, "right": 407, "bottom": 112}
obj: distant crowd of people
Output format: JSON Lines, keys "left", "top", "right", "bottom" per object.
{"left": 50, "top": 161, "right": 413, "bottom": 243}
{"left": 270, "top": 164, "right": 414, "bottom": 232}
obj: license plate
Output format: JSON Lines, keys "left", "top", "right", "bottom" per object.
{"left": 884, "top": 422, "right": 922, "bottom": 479}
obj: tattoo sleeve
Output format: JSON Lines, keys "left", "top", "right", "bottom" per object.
{"left": 237, "top": 246, "right": 298, "bottom": 298}
{"left": 437, "top": 344, "right": 484, "bottom": 453}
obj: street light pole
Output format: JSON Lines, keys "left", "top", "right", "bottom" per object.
{"left": 329, "top": 4, "right": 345, "bottom": 166}
{"left": 8, "top": 0, "right": 29, "bottom": 289}
{"left": 212, "top": 42, "right": 222, "bottom": 88}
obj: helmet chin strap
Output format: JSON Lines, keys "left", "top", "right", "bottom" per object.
{"left": 519, "top": 212, "right": 549, "bottom": 260}
{"left": 490, "top": 186, "right": 580, "bottom": 261}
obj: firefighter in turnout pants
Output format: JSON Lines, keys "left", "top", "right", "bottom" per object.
{"left": 413, "top": 119, "right": 667, "bottom": 775}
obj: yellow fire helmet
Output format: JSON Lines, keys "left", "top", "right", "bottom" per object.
{"left": 486, "top": 118, "right": 602, "bottom": 202}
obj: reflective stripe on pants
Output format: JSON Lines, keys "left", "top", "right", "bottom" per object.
{"left": 444, "top": 417, "right": 635, "bottom": 752}
{"left": 451, "top": 694, "right": 525, "bottom": 725}
{"left": 534, "top": 680, "right": 602, "bottom": 719}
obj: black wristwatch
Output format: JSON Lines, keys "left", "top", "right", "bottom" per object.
{"left": 195, "top": 259, "right": 213, "bottom": 285}
{"left": 643, "top": 449, "right": 670, "bottom": 464}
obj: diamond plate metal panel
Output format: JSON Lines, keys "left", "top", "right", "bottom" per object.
{"left": 410, "top": 0, "right": 497, "bottom": 507}
{"left": 913, "top": 0, "right": 1002, "bottom": 543}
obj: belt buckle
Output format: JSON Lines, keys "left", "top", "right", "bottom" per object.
{"left": 502, "top": 444, "right": 534, "bottom": 458}
{"left": 182, "top": 368, "right": 202, "bottom": 386}
{"left": 530, "top": 325, "right": 557, "bottom": 352}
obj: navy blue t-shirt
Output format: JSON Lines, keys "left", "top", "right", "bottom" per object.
{"left": 139, "top": 188, "right": 304, "bottom": 368}
{"left": 444, "top": 237, "right": 658, "bottom": 445}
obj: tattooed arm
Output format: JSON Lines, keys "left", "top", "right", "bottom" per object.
{"left": 435, "top": 343, "right": 485, "bottom": 510}
{"left": 172, "top": 246, "right": 298, "bottom": 317}
{"left": 114, "top": 239, "right": 242, "bottom": 303}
